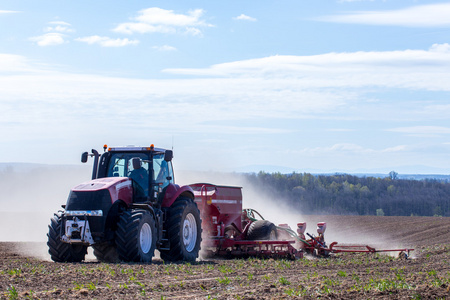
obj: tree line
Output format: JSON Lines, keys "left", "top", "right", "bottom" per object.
{"left": 244, "top": 172, "right": 450, "bottom": 217}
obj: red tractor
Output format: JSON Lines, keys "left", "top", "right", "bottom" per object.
{"left": 47, "top": 145, "right": 202, "bottom": 262}
{"left": 48, "top": 145, "right": 413, "bottom": 263}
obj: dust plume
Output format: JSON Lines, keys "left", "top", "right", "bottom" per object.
{"left": 0, "top": 163, "right": 91, "bottom": 259}
{"left": 177, "top": 170, "right": 307, "bottom": 235}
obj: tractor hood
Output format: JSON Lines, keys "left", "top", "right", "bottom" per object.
{"left": 73, "top": 177, "right": 132, "bottom": 193}
{"left": 67, "top": 177, "right": 134, "bottom": 211}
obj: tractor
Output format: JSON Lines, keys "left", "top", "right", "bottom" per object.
{"left": 48, "top": 144, "right": 414, "bottom": 263}
{"left": 47, "top": 145, "right": 202, "bottom": 263}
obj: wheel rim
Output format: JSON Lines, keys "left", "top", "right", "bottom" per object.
{"left": 140, "top": 223, "right": 152, "bottom": 254}
{"left": 183, "top": 213, "right": 197, "bottom": 252}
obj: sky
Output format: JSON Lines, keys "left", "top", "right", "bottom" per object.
{"left": 1, "top": 0, "right": 450, "bottom": 174}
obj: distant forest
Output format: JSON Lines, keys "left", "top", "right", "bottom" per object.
{"left": 244, "top": 172, "right": 450, "bottom": 217}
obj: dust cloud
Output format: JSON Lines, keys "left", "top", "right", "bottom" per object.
{"left": 0, "top": 164, "right": 90, "bottom": 241}
{"left": 177, "top": 170, "right": 308, "bottom": 234}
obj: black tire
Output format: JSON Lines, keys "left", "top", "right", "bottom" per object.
{"left": 47, "top": 215, "right": 87, "bottom": 262}
{"left": 246, "top": 220, "right": 278, "bottom": 240}
{"left": 116, "top": 209, "right": 157, "bottom": 262}
{"left": 92, "top": 242, "right": 119, "bottom": 263}
{"left": 160, "top": 198, "right": 202, "bottom": 262}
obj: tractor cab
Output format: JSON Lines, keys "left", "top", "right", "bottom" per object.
{"left": 83, "top": 145, "right": 174, "bottom": 204}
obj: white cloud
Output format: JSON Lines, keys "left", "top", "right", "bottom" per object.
{"left": 49, "top": 21, "right": 71, "bottom": 26}
{"left": 382, "top": 145, "right": 408, "bottom": 153}
{"left": 234, "top": 14, "right": 257, "bottom": 22}
{"left": 388, "top": 126, "right": 450, "bottom": 135}
{"left": 0, "top": 54, "right": 35, "bottom": 73}
{"left": 337, "top": 0, "right": 375, "bottom": 2}
{"left": 29, "top": 21, "right": 74, "bottom": 46}
{"left": 2, "top": 50, "right": 450, "bottom": 170}
{"left": 2, "top": 45, "right": 450, "bottom": 138}
{"left": 0, "top": 10, "right": 19, "bottom": 14}
{"left": 317, "top": 3, "right": 450, "bottom": 27}
{"left": 152, "top": 45, "right": 177, "bottom": 51}
{"left": 113, "top": 7, "right": 213, "bottom": 36}
{"left": 327, "top": 128, "right": 355, "bottom": 132}
{"left": 163, "top": 44, "right": 450, "bottom": 91}
{"left": 185, "top": 27, "right": 202, "bottom": 36}
{"left": 75, "top": 36, "right": 139, "bottom": 47}
{"left": 45, "top": 23, "right": 75, "bottom": 33}
{"left": 29, "top": 33, "right": 66, "bottom": 46}
{"left": 297, "top": 143, "right": 408, "bottom": 155}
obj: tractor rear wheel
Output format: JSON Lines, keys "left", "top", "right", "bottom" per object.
{"left": 116, "top": 209, "right": 157, "bottom": 262}
{"left": 160, "top": 198, "right": 202, "bottom": 262}
{"left": 246, "top": 220, "right": 278, "bottom": 240}
{"left": 47, "top": 215, "right": 87, "bottom": 262}
{"left": 92, "top": 242, "right": 119, "bottom": 262}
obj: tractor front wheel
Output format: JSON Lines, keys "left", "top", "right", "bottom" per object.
{"left": 160, "top": 198, "right": 202, "bottom": 262}
{"left": 47, "top": 214, "right": 87, "bottom": 262}
{"left": 116, "top": 209, "right": 157, "bottom": 262}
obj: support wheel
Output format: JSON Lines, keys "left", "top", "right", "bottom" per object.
{"left": 160, "top": 197, "right": 202, "bottom": 262}
{"left": 93, "top": 242, "right": 119, "bottom": 263}
{"left": 246, "top": 220, "right": 278, "bottom": 240}
{"left": 116, "top": 209, "right": 157, "bottom": 262}
{"left": 47, "top": 214, "right": 87, "bottom": 262}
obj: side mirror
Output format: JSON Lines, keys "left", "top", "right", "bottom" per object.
{"left": 164, "top": 150, "right": 173, "bottom": 161}
{"left": 81, "top": 152, "right": 88, "bottom": 163}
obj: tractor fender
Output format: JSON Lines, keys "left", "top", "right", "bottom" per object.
{"left": 161, "top": 184, "right": 195, "bottom": 208}
{"left": 103, "top": 200, "right": 127, "bottom": 233}
{"left": 130, "top": 203, "right": 156, "bottom": 218}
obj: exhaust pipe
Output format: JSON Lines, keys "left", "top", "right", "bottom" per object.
{"left": 91, "top": 149, "right": 99, "bottom": 180}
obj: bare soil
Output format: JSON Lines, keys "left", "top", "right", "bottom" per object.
{"left": 1, "top": 215, "right": 450, "bottom": 299}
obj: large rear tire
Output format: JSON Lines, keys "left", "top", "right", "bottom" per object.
{"left": 160, "top": 198, "right": 202, "bottom": 262}
{"left": 246, "top": 220, "right": 278, "bottom": 240}
{"left": 47, "top": 215, "right": 87, "bottom": 262}
{"left": 92, "top": 242, "right": 119, "bottom": 263}
{"left": 116, "top": 209, "right": 157, "bottom": 262}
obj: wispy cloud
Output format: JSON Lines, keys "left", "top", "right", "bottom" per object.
{"left": 337, "top": 0, "right": 375, "bottom": 2}
{"left": 2, "top": 45, "right": 450, "bottom": 140}
{"left": 29, "top": 21, "right": 74, "bottom": 46}
{"left": 0, "top": 10, "right": 19, "bottom": 14}
{"left": 29, "top": 33, "right": 66, "bottom": 46}
{"left": 44, "top": 21, "right": 75, "bottom": 33}
{"left": 327, "top": 128, "right": 355, "bottom": 132}
{"left": 233, "top": 14, "right": 257, "bottom": 22}
{"left": 0, "top": 54, "right": 36, "bottom": 73}
{"left": 113, "top": 7, "right": 213, "bottom": 36}
{"left": 297, "top": 143, "right": 407, "bottom": 155}
{"left": 388, "top": 126, "right": 450, "bottom": 136}
{"left": 317, "top": 3, "right": 450, "bottom": 27}
{"left": 75, "top": 36, "right": 139, "bottom": 47}
{"left": 152, "top": 45, "right": 177, "bottom": 51}
{"left": 163, "top": 44, "right": 450, "bottom": 91}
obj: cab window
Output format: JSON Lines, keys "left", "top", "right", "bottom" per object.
{"left": 153, "top": 154, "right": 174, "bottom": 188}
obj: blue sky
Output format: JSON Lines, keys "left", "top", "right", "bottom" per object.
{"left": 1, "top": 0, "right": 450, "bottom": 174}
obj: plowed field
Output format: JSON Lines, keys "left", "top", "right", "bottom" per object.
{"left": 1, "top": 215, "right": 450, "bottom": 299}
